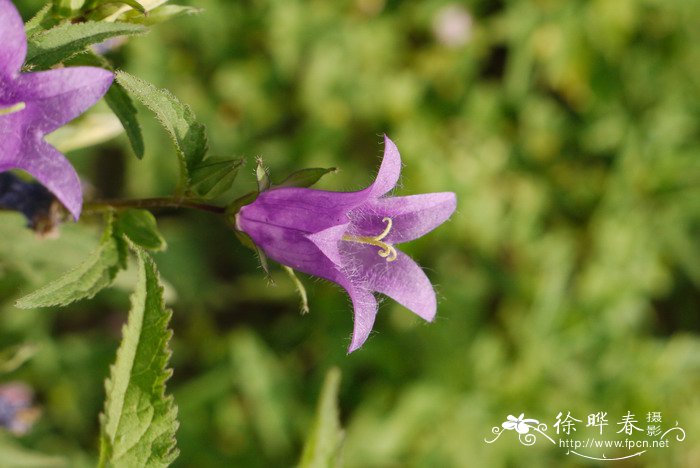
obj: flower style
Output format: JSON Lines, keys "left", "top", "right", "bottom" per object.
{"left": 236, "top": 135, "right": 456, "bottom": 352}
{"left": 502, "top": 414, "right": 539, "bottom": 434}
{"left": 0, "top": 0, "right": 113, "bottom": 219}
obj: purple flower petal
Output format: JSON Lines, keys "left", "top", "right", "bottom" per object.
{"left": 349, "top": 247, "right": 437, "bottom": 322}
{"left": 239, "top": 188, "right": 367, "bottom": 234}
{"left": 365, "top": 135, "right": 402, "bottom": 198}
{"left": 13, "top": 138, "right": 82, "bottom": 219}
{"left": 307, "top": 223, "right": 349, "bottom": 268}
{"left": 343, "top": 282, "right": 378, "bottom": 353}
{"left": 13, "top": 67, "right": 114, "bottom": 133}
{"left": 0, "top": 0, "right": 26, "bottom": 76}
{"left": 350, "top": 192, "right": 457, "bottom": 244}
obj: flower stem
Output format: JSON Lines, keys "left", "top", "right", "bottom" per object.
{"left": 82, "top": 197, "right": 226, "bottom": 215}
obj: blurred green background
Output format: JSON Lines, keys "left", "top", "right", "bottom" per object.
{"left": 3, "top": 0, "right": 700, "bottom": 466}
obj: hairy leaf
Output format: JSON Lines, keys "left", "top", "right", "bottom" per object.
{"left": 117, "top": 209, "right": 166, "bottom": 251}
{"left": 115, "top": 71, "right": 208, "bottom": 187}
{"left": 105, "top": 82, "right": 145, "bottom": 158}
{"left": 189, "top": 158, "right": 244, "bottom": 199}
{"left": 15, "top": 214, "right": 127, "bottom": 309}
{"left": 299, "top": 368, "right": 344, "bottom": 468}
{"left": 24, "top": 4, "right": 57, "bottom": 37}
{"left": 99, "top": 249, "right": 178, "bottom": 468}
{"left": 26, "top": 22, "right": 146, "bottom": 69}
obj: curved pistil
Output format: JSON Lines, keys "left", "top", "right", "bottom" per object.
{"left": 342, "top": 217, "right": 398, "bottom": 262}
{"left": 0, "top": 102, "right": 26, "bottom": 116}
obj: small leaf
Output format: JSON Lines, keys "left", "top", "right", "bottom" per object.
{"left": 255, "top": 157, "right": 271, "bottom": 192}
{"left": 275, "top": 167, "right": 337, "bottom": 189}
{"left": 121, "top": 5, "right": 203, "bottom": 25}
{"left": 116, "top": 71, "right": 208, "bottom": 187}
{"left": 105, "top": 82, "right": 145, "bottom": 158}
{"left": 26, "top": 22, "right": 146, "bottom": 69}
{"left": 190, "top": 158, "right": 244, "bottom": 199}
{"left": 299, "top": 368, "right": 344, "bottom": 468}
{"left": 112, "top": 0, "right": 147, "bottom": 14}
{"left": 15, "top": 214, "right": 127, "bottom": 309}
{"left": 117, "top": 209, "right": 166, "bottom": 251}
{"left": 282, "top": 266, "right": 309, "bottom": 314}
{"left": 99, "top": 248, "right": 178, "bottom": 468}
{"left": 24, "top": 4, "right": 57, "bottom": 37}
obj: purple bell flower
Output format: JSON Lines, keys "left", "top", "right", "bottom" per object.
{"left": 236, "top": 136, "right": 457, "bottom": 352}
{"left": 0, "top": 0, "right": 113, "bottom": 219}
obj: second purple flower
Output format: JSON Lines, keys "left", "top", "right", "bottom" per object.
{"left": 236, "top": 136, "right": 456, "bottom": 352}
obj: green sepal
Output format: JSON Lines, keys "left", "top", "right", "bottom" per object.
{"left": 255, "top": 157, "right": 271, "bottom": 192}
{"left": 282, "top": 266, "right": 309, "bottom": 314}
{"left": 225, "top": 191, "right": 259, "bottom": 226}
{"left": 275, "top": 167, "right": 337, "bottom": 189}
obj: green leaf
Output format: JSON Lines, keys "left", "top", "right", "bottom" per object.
{"left": 99, "top": 248, "right": 178, "bottom": 468}
{"left": 112, "top": 0, "right": 147, "bottom": 14}
{"left": 26, "top": 22, "right": 146, "bottom": 69}
{"left": 189, "top": 158, "right": 244, "bottom": 199}
{"left": 117, "top": 209, "right": 167, "bottom": 251}
{"left": 275, "top": 167, "right": 337, "bottom": 189}
{"left": 105, "top": 82, "right": 145, "bottom": 158}
{"left": 24, "top": 4, "right": 57, "bottom": 37}
{"left": 15, "top": 214, "right": 127, "bottom": 309}
{"left": 299, "top": 368, "right": 344, "bottom": 468}
{"left": 115, "top": 71, "right": 209, "bottom": 187}
{"left": 121, "top": 5, "right": 203, "bottom": 25}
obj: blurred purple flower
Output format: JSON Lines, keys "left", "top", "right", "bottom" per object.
{"left": 0, "top": 382, "right": 39, "bottom": 435}
{"left": 433, "top": 4, "right": 473, "bottom": 48}
{"left": 0, "top": 0, "right": 113, "bottom": 219}
{"left": 236, "top": 136, "right": 456, "bottom": 352}
{"left": 0, "top": 172, "right": 62, "bottom": 235}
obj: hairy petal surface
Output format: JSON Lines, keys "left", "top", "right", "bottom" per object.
{"left": 0, "top": 0, "right": 25, "bottom": 76}
{"left": 341, "top": 281, "right": 379, "bottom": 353}
{"left": 351, "top": 247, "right": 437, "bottom": 322}
{"left": 364, "top": 135, "right": 402, "bottom": 199}
{"left": 351, "top": 192, "right": 457, "bottom": 244}
{"left": 237, "top": 217, "right": 344, "bottom": 284}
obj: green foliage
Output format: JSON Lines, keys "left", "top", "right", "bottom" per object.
{"left": 25, "top": 21, "right": 146, "bottom": 69}
{"left": 119, "top": 5, "right": 202, "bottom": 26}
{"left": 15, "top": 214, "right": 126, "bottom": 309}
{"left": 299, "top": 368, "right": 344, "bottom": 468}
{"left": 116, "top": 209, "right": 167, "bottom": 252}
{"left": 99, "top": 248, "right": 178, "bottom": 468}
{"left": 115, "top": 70, "right": 208, "bottom": 188}
{"left": 189, "top": 158, "right": 243, "bottom": 199}
{"left": 105, "top": 82, "right": 146, "bottom": 159}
